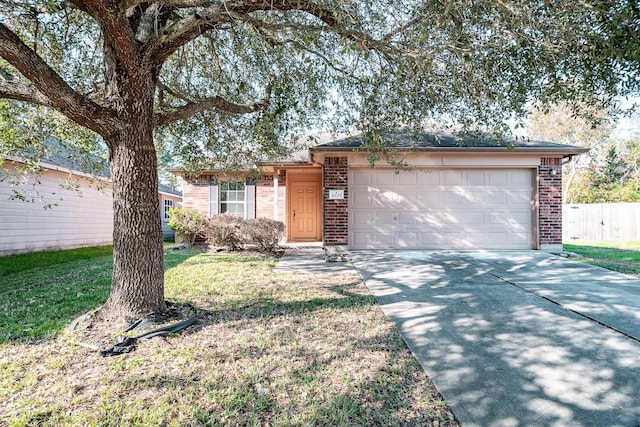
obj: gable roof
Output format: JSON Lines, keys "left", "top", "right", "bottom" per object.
{"left": 311, "top": 131, "right": 589, "bottom": 156}
{"left": 170, "top": 130, "right": 590, "bottom": 176}
{"left": 41, "top": 137, "right": 111, "bottom": 176}
{"left": 158, "top": 183, "right": 182, "bottom": 197}
{"left": 4, "top": 136, "right": 112, "bottom": 178}
{"left": 7, "top": 137, "right": 181, "bottom": 196}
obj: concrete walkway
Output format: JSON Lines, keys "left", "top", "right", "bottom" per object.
{"left": 274, "top": 248, "right": 358, "bottom": 274}
{"left": 350, "top": 250, "right": 640, "bottom": 427}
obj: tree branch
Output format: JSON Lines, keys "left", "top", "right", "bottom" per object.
{"left": 0, "top": 23, "right": 118, "bottom": 137}
{"left": 134, "top": 3, "right": 164, "bottom": 43}
{"left": 71, "top": 0, "right": 140, "bottom": 75}
{"left": 0, "top": 76, "right": 53, "bottom": 107}
{"left": 157, "top": 80, "right": 193, "bottom": 104}
{"left": 124, "top": 0, "right": 213, "bottom": 8}
{"left": 146, "top": 0, "right": 355, "bottom": 65}
{"left": 154, "top": 81, "right": 273, "bottom": 126}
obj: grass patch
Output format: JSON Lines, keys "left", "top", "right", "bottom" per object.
{"left": 0, "top": 246, "right": 113, "bottom": 276}
{"left": 0, "top": 247, "right": 457, "bottom": 426}
{"left": 0, "top": 246, "right": 114, "bottom": 342}
{"left": 0, "top": 246, "right": 203, "bottom": 343}
{"left": 563, "top": 240, "right": 640, "bottom": 276}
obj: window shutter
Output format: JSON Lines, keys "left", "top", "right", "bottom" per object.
{"left": 245, "top": 181, "right": 255, "bottom": 220}
{"left": 208, "top": 179, "right": 219, "bottom": 217}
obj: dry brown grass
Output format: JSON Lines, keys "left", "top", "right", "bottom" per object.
{"left": 1, "top": 249, "right": 459, "bottom": 426}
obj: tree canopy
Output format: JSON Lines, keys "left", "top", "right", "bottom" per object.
{"left": 1, "top": 0, "right": 639, "bottom": 319}
{"left": 2, "top": 2, "right": 638, "bottom": 147}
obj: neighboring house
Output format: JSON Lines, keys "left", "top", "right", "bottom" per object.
{"left": 158, "top": 183, "right": 183, "bottom": 240}
{"left": 1, "top": 138, "right": 182, "bottom": 255}
{"left": 174, "top": 132, "right": 588, "bottom": 252}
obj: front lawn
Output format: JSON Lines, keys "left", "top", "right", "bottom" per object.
{"left": 563, "top": 240, "right": 640, "bottom": 276}
{"left": 0, "top": 246, "right": 114, "bottom": 342}
{"left": 0, "top": 247, "right": 457, "bottom": 426}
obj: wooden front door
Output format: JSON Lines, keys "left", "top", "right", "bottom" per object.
{"left": 289, "top": 181, "right": 321, "bottom": 241}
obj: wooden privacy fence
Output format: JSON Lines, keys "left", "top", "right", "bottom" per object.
{"left": 563, "top": 203, "right": 640, "bottom": 241}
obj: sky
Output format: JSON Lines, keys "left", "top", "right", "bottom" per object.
{"left": 613, "top": 98, "right": 640, "bottom": 140}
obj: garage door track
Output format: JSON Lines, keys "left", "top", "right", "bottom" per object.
{"left": 350, "top": 250, "right": 640, "bottom": 427}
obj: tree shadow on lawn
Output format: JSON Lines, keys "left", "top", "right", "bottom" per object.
{"left": 127, "top": 281, "right": 459, "bottom": 425}
{"left": 186, "top": 281, "right": 374, "bottom": 324}
{"left": 110, "top": 335, "right": 457, "bottom": 426}
{"left": 2, "top": 269, "right": 460, "bottom": 426}
{"left": 112, "top": 288, "right": 458, "bottom": 426}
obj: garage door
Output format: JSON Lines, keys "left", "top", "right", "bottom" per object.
{"left": 349, "top": 168, "right": 535, "bottom": 250}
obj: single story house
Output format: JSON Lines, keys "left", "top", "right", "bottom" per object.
{"left": 174, "top": 132, "right": 588, "bottom": 252}
{"left": 1, "top": 138, "right": 182, "bottom": 255}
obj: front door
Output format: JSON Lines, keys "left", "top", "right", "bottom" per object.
{"left": 289, "top": 181, "right": 321, "bottom": 241}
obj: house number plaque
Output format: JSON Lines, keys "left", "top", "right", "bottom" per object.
{"left": 328, "top": 189, "right": 344, "bottom": 200}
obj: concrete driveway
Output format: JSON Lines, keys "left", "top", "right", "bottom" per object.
{"left": 349, "top": 250, "right": 640, "bottom": 427}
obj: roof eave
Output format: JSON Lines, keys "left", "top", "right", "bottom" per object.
{"left": 310, "top": 146, "right": 590, "bottom": 156}
{"left": 257, "top": 161, "right": 314, "bottom": 167}
{"left": 3, "top": 156, "right": 112, "bottom": 181}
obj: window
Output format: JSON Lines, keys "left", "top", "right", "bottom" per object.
{"left": 220, "top": 181, "right": 245, "bottom": 217}
{"left": 209, "top": 180, "right": 255, "bottom": 219}
{"left": 163, "top": 199, "right": 174, "bottom": 220}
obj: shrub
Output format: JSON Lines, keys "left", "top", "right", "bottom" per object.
{"left": 244, "top": 218, "right": 285, "bottom": 252}
{"left": 168, "top": 208, "right": 208, "bottom": 247}
{"left": 206, "top": 214, "right": 245, "bottom": 250}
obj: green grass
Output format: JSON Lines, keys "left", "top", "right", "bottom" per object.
{"left": 0, "top": 245, "right": 199, "bottom": 343}
{"left": 563, "top": 240, "right": 640, "bottom": 275}
{"left": 0, "top": 246, "right": 114, "bottom": 342}
{"left": 0, "top": 245, "right": 113, "bottom": 276}
{"left": 0, "top": 246, "right": 457, "bottom": 426}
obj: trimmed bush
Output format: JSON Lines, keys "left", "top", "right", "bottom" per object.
{"left": 206, "top": 214, "right": 245, "bottom": 250}
{"left": 244, "top": 218, "right": 285, "bottom": 252}
{"left": 168, "top": 208, "right": 208, "bottom": 247}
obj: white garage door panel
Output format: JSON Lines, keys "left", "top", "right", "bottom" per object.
{"left": 349, "top": 168, "right": 534, "bottom": 250}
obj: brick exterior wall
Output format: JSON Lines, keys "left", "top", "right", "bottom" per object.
{"left": 539, "top": 158, "right": 563, "bottom": 247}
{"left": 323, "top": 157, "right": 349, "bottom": 246}
{"left": 256, "top": 171, "right": 286, "bottom": 223}
{"left": 256, "top": 177, "right": 274, "bottom": 219}
{"left": 181, "top": 179, "right": 210, "bottom": 216}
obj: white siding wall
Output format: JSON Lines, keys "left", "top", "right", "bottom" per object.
{"left": 160, "top": 194, "right": 182, "bottom": 240}
{"left": 0, "top": 162, "right": 113, "bottom": 255}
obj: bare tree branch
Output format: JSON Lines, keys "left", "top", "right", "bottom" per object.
{"left": 157, "top": 80, "right": 193, "bottom": 104}
{"left": 154, "top": 95, "right": 268, "bottom": 126}
{"left": 134, "top": 3, "right": 164, "bottom": 43}
{"left": 0, "top": 23, "right": 118, "bottom": 136}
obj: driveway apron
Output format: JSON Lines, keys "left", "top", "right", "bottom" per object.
{"left": 350, "top": 250, "right": 640, "bottom": 427}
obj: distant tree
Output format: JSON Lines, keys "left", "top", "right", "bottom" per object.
{"left": 1, "top": 1, "right": 639, "bottom": 321}
{"left": 527, "top": 102, "right": 610, "bottom": 203}
{"left": 577, "top": 139, "right": 640, "bottom": 203}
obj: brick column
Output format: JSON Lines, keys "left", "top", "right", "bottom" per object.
{"left": 323, "top": 157, "right": 348, "bottom": 247}
{"left": 539, "top": 158, "right": 563, "bottom": 252}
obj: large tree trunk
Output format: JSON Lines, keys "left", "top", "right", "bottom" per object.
{"left": 102, "top": 125, "right": 166, "bottom": 319}
{"left": 100, "top": 61, "right": 167, "bottom": 320}
{"left": 104, "top": 127, "right": 166, "bottom": 319}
